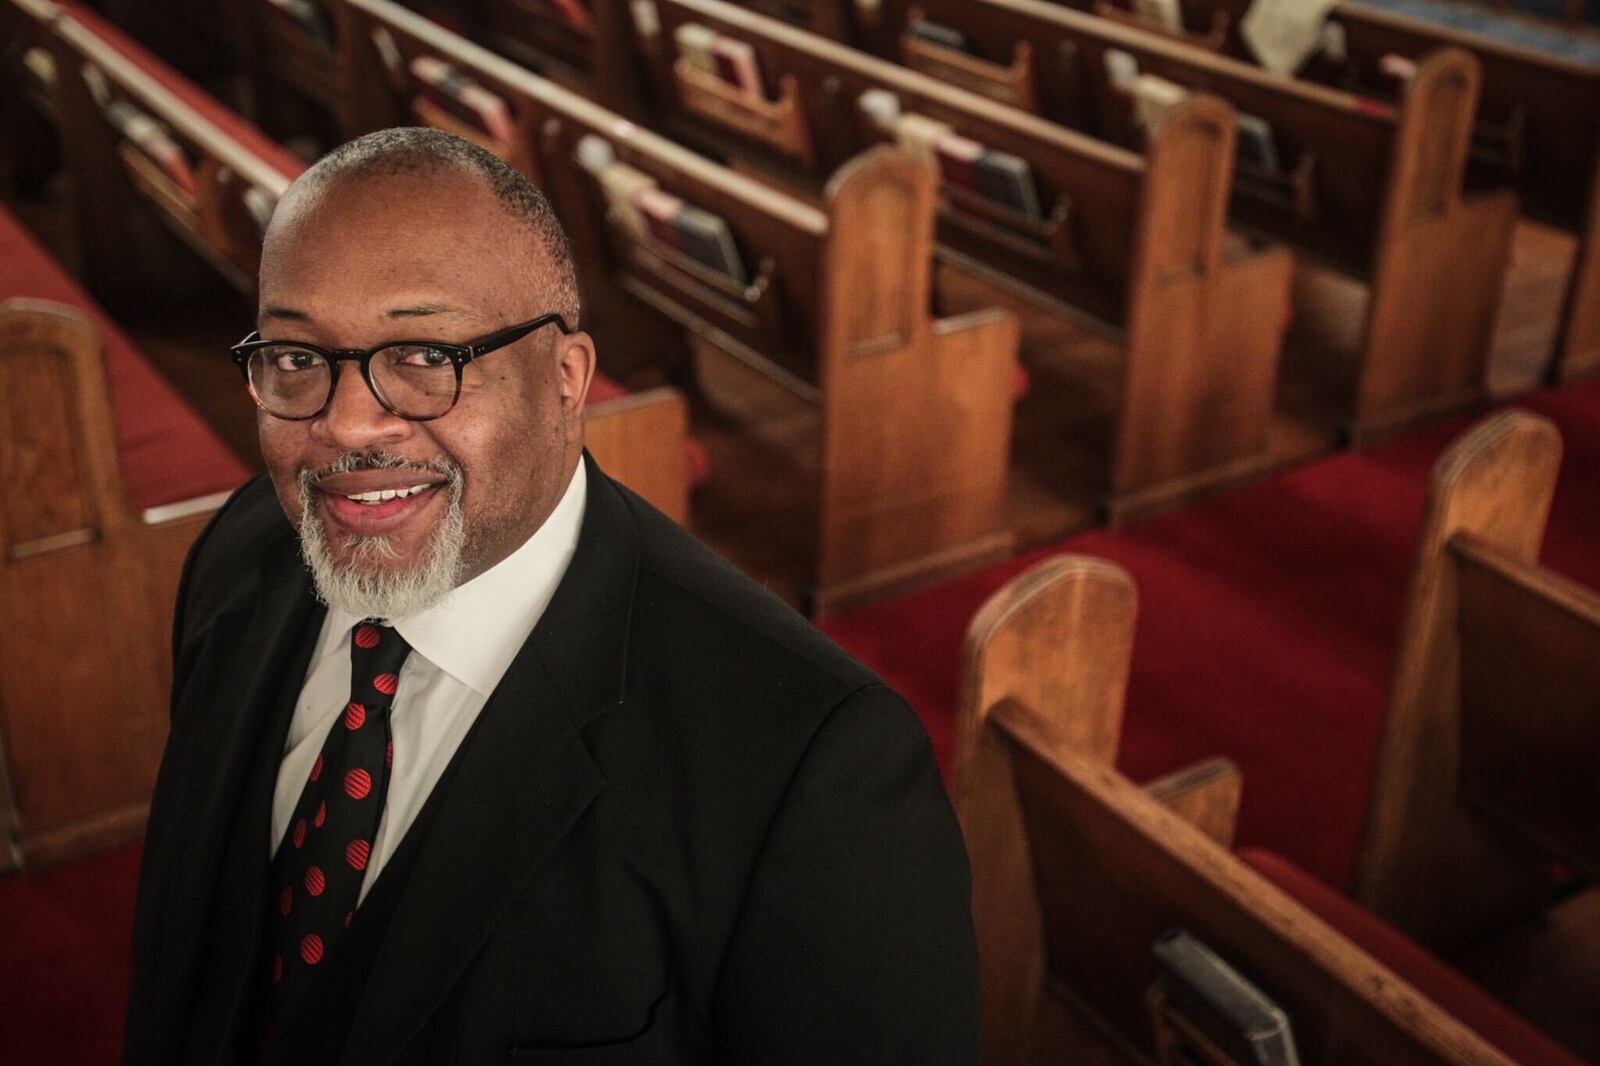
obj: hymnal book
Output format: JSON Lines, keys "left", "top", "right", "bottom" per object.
{"left": 408, "top": 56, "right": 515, "bottom": 145}
{"left": 1379, "top": 52, "right": 1418, "bottom": 83}
{"left": 264, "top": 0, "right": 334, "bottom": 47}
{"left": 974, "top": 150, "right": 1043, "bottom": 219}
{"left": 542, "top": 0, "right": 594, "bottom": 32}
{"left": 1132, "top": 73, "right": 1188, "bottom": 132}
{"left": 934, "top": 132, "right": 985, "bottom": 194}
{"left": 103, "top": 100, "right": 197, "bottom": 195}
{"left": 1103, "top": 48, "right": 1141, "bottom": 93}
{"left": 673, "top": 22, "right": 718, "bottom": 74}
{"left": 1236, "top": 113, "right": 1282, "bottom": 174}
{"left": 674, "top": 206, "right": 750, "bottom": 285}
{"left": 857, "top": 88, "right": 902, "bottom": 131}
{"left": 908, "top": 19, "right": 968, "bottom": 52}
{"left": 1132, "top": 0, "right": 1184, "bottom": 31}
{"left": 600, "top": 164, "right": 660, "bottom": 241}
{"left": 633, "top": 187, "right": 687, "bottom": 252}
{"left": 1153, "top": 929, "right": 1301, "bottom": 1066}
{"left": 893, "top": 113, "right": 953, "bottom": 165}
{"left": 243, "top": 185, "right": 279, "bottom": 238}
{"left": 711, "top": 36, "right": 765, "bottom": 97}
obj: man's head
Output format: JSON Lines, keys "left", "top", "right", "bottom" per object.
{"left": 254, "top": 127, "right": 595, "bottom": 619}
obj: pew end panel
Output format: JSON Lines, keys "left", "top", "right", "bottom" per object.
{"left": 812, "top": 147, "right": 1017, "bottom": 614}
{"left": 953, "top": 555, "right": 1138, "bottom": 1065}
{"left": 0, "top": 300, "right": 218, "bottom": 870}
{"left": 1356, "top": 49, "right": 1516, "bottom": 441}
{"left": 584, "top": 384, "right": 692, "bottom": 524}
{"left": 1356, "top": 409, "right": 1565, "bottom": 948}
{"left": 1110, "top": 93, "right": 1292, "bottom": 522}
{"left": 990, "top": 696, "right": 1520, "bottom": 1066}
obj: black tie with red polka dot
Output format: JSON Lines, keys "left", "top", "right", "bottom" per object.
{"left": 259, "top": 620, "right": 411, "bottom": 1042}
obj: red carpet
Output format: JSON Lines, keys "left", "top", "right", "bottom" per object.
{"left": 2, "top": 385, "right": 1597, "bottom": 1065}
{"left": 824, "top": 383, "right": 1600, "bottom": 892}
{"left": 0, "top": 843, "right": 139, "bottom": 1064}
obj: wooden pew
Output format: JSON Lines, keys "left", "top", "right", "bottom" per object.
{"left": 1355, "top": 408, "right": 1600, "bottom": 950}
{"left": 637, "top": 0, "right": 1295, "bottom": 521}
{"left": 952, "top": 554, "right": 1529, "bottom": 1066}
{"left": 584, "top": 374, "right": 694, "bottom": 524}
{"left": 0, "top": 198, "right": 249, "bottom": 869}
{"left": 855, "top": 0, "right": 1519, "bottom": 441}
{"left": 42, "top": 2, "right": 305, "bottom": 303}
{"left": 342, "top": 0, "right": 1020, "bottom": 614}
{"left": 1157, "top": 0, "right": 1600, "bottom": 384}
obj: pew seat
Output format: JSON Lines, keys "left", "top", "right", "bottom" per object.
{"left": 1240, "top": 848, "right": 1587, "bottom": 1066}
{"left": 585, "top": 370, "right": 708, "bottom": 523}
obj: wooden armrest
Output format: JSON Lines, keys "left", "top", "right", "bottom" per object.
{"left": 1146, "top": 757, "right": 1242, "bottom": 848}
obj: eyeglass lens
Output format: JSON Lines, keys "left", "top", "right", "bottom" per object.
{"left": 246, "top": 344, "right": 460, "bottom": 419}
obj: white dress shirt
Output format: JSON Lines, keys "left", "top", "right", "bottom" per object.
{"left": 271, "top": 462, "right": 588, "bottom": 900}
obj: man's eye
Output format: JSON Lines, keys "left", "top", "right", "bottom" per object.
{"left": 394, "top": 346, "right": 453, "bottom": 368}
{"left": 273, "top": 350, "right": 322, "bottom": 372}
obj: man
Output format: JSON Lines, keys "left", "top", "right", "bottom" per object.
{"left": 122, "top": 127, "right": 978, "bottom": 1065}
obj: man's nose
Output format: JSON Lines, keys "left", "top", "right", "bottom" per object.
{"left": 311, "top": 364, "right": 414, "bottom": 452}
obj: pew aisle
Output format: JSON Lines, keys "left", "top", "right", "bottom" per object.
{"left": 2, "top": 373, "right": 1594, "bottom": 1061}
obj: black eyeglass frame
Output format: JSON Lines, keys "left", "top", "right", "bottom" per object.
{"left": 230, "top": 312, "right": 573, "bottom": 422}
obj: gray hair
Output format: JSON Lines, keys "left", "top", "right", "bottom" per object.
{"left": 298, "top": 126, "right": 581, "bottom": 324}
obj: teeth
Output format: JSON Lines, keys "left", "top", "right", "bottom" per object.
{"left": 343, "top": 482, "right": 435, "bottom": 504}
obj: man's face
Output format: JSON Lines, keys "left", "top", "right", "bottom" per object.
{"left": 255, "top": 169, "right": 594, "bottom": 609}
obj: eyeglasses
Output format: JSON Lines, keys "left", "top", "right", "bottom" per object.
{"left": 231, "top": 313, "right": 572, "bottom": 422}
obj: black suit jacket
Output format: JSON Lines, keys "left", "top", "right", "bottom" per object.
{"left": 122, "top": 454, "right": 979, "bottom": 1065}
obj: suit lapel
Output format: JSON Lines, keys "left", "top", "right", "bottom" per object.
{"left": 342, "top": 457, "right": 641, "bottom": 1065}
{"left": 160, "top": 535, "right": 321, "bottom": 1063}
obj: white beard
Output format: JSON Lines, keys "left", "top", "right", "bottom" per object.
{"left": 296, "top": 456, "right": 468, "bottom": 621}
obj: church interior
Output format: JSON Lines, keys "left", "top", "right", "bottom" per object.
{"left": 1, "top": 0, "right": 1598, "bottom": 1060}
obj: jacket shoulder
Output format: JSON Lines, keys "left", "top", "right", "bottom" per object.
{"left": 177, "top": 474, "right": 298, "bottom": 633}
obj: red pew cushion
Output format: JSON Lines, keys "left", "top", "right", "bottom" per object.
{"left": 58, "top": 2, "right": 306, "bottom": 182}
{"left": 1239, "top": 847, "right": 1588, "bottom": 1066}
{"left": 589, "top": 371, "right": 711, "bottom": 487}
{"left": 0, "top": 208, "right": 249, "bottom": 512}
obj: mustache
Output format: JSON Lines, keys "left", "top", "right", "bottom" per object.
{"left": 297, "top": 450, "right": 464, "bottom": 494}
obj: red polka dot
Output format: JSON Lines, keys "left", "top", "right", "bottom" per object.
{"left": 385, "top": 740, "right": 394, "bottom": 767}
{"left": 278, "top": 884, "right": 293, "bottom": 915}
{"left": 344, "top": 911, "right": 354, "bottom": 927}
{"left": 355, "top": 625, "right": 381, "bottom": 649}
{"left": 271, "top": 954, "right": 284, "bottom": 984}
{"left": 314, "top": 801, "right": 326, "bottom": 828}
{"left": 292, "top": 819, "right": 307, "bottom": 848}
{"left": 373, "top": 673, "right": 399, "bottom": 696}
{"left": 305, "top": 865, "right": 326, "bottom": 896}
{"left": 345, "top": 768, "right": 372, "bottom": 799}
{"left": 344, "top": 702, "right": 367, "bottom": 730}
{"left": 346, "top": 839, "right": 372, "bottom": 870}
{"left": 300, "top": 934, "right": 324, "bottom": 965}
{"left": 309, "top": 753, "right": 323, "bottom": 782}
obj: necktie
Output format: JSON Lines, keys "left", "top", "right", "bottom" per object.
{"left": 259, "top": 620, "right": 412, "bottom": 1040}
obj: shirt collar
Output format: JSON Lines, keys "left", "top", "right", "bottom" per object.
{"left": 325, "top": 461, "right": 588, "bottom": 697}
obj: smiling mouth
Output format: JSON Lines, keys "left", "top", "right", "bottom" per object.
{"left": 339, "top": 482, "right": 439, "bottom": 505}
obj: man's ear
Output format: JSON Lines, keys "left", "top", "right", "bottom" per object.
{"left": 557, "top": 330, "right": 598, "bottom": 420}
